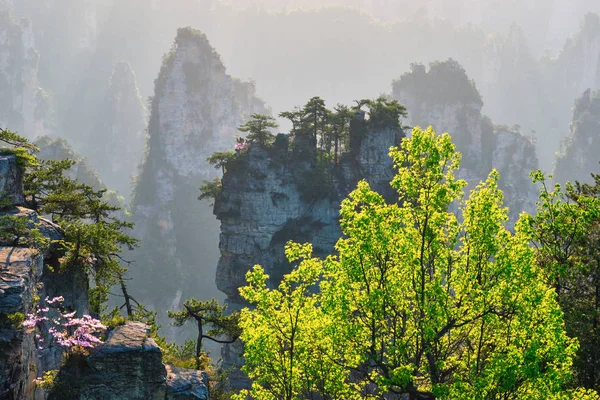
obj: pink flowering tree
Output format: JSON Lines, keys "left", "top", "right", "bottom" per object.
{"left": 22, "top": 296, "right": 106, "bottom": 354}
{"left": 235, "top": 137, "right": 249, "bottom": 153}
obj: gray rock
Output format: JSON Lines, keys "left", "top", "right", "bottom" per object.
{"left": 215, "top": 120, "right": 404, "bottom": 388}
{"left": 392, "top": 59, "right": 538, "bottom": 221}
{"left": 51, "top": 322, "right": 166, "bottom": 400}
{"left": 0, "top": 246, "right": 43, "bottom": 400}
{"left": 0, "top": 155, "right": 24, "bottom": 205}
{"left": 166, "top": 365, "right": 209, "bottom": 400}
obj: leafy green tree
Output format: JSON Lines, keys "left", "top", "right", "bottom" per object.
{"left": 531, "top": 171, "right": 600, "bottom": 390}
{"left": 237, "top": 127, "right": 579, "bottom": 399}
{"left": 168, "top": 298, "right": 241, "bottom": 370}
{"left": 279, "top": 108, "right": 304, "bottom": 136}
{"left": 301, "top": 96, "right": 329, "bottom": 148}
{"left": 355, "top": 95, "right": 407, "bottom": 130}
{"left": 199, "top": 178, "right": 223, "bottom": 207}
{"left": 239, "top": 114, "right": 278, "bottom": 146}
{"left": 329, "top": 104, "right": 353, "bottom": 164}
{"left": 207, "top": 150, "right": 236, "bottom": 174}
{"left": 0, "top": 128, "right": 38, "bottom": 167}
{"left": 1, "top": 127, "right": 138, "bottom": 315}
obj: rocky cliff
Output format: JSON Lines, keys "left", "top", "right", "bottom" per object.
{"left": 0, "top": 4, "right": 49, "bottom": 138}
{"left": 49, "top": 322, "right": 209, "bottom": 400}
{"left": 554, "top": 89, "right": 600, "bottom": 185}
{"left": 0, "top": 154, "right": 86, "bottom": 399}
{"left": 0, "top": 155, "right": 209, "bottom": 399}
{"left": 86, "top": 62, "right": 147, "bottom": 199}
{"left": 392, "top": 59, "right": 538, "bottom": 218}
{"left": 130, "top": 27, "right": 268, "bottom": 329}
{"left": 215, "top": 117, "right": 405, "bottom": 388}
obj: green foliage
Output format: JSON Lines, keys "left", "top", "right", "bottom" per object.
{"left": 0, "top": 312, "right": 25, "bottom": 329}
{"left": 199, "top": 178, "right": 222, "bottom": 207}
{"left": 0, "top": 214, "right": 49, "bottom": 249}
{"left": 35, "top": 369, "right": 59, "bottom": 391}
{"left": 207, "top": 151, "right": 236, "bottom": 174}
{"left": 531, "top": 171, "right": 600, "bottom": 390}
{"left": 355, "top": 95, "right": 407, "bottom": 130}
{"left": 1, "top": 126, "right": 138, "bottom": 315}
{"left": 239, "top": 114, "right": 278, "bottom": 146}
{"left": 0, "top": 128, "right": 38, "bottom": 168}
{"left": 100, "top": 307, "right": 127, "bottom": 330}
{"left": 168, "top": 298, "right": 240, "bottom": 370}
{"left": 237, "top": 127, "right": 578, "bottom": 399}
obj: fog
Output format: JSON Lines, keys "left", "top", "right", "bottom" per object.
{"left": 3, "top": 0, "right": 600, "bottom": 345}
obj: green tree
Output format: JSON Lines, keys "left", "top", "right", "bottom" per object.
{"left": 301, "top": 96, "right": 329, "bottom": 148}
{"left": 168, "top": 298, "right": 240, "bottom": 370}
{"left": 237, "top": 127, "right": 579, "bottom": 399}
{"left": 279, "top": 108, "right": 304, "bottom": 136}
{"left": 329, "top": 104, "right": 353, "bottom": 164}
{"left": 1, "top": 128, "right": 138, "bottom": 315}
{"left": 531, "top": 171, "right": 600, "bottom": 390}
{"left": 239, "top": 114, "right": 278, "bottom": 146}
{"left": 207, "top": 150, "right": 236, "bottom": 174}
{"left": 198, "top": 178, "right": 223, "bottom": 207}
{"left": 355, "top": 95, "right": 407, "bottom": 130}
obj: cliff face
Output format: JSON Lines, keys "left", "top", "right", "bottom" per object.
{"left": 0, "top": 5, "right": 49, "bottom": 138}
{"left": 49, "top": 322, "right": 209, "bottom": 400}
{"left": 0, "top": 155, "right": 87, "bottom": 400}
{"left": 34, "top": 136, "right": 105, "bottom": 192}
{"left": 554, "top": 89, "right": 600, "bottom": 185}
{"left": 392, "top": 59, "right": 538, "bottom": 218}
{"left": 216, "top": 123, "right": 404, "bottom": 388}
{"left": 130, "top": 28, "right": 268, "bottom": 324}
{"left": 86, "top": 62, "right": 147, "bottom": 199}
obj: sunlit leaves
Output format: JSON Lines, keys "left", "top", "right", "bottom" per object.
{"left": 238, "top": 127, "right": 578, "bottom": 399}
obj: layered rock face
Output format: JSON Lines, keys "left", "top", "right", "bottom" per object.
{"left": 216, "top": 122, "right": 404, "bottom": 388}
{"left": 87, "top": 62, "right": 147, "bottom": 198}
{"left": 0, "top": 246, "right": 42, "bottom": 400}
{"left": 0, "top": 155, "right": 76, "bottom": 400}
{"left": 50, "top": 322, "right": 209, "bottom": 400}
{"left": 392, "top": 59, "right": 538, "bottom": 218}
{"left": 130, "top": 27, "right": 268, "bottom": 326}
{"left": 0, "top": 154, "right": 23, "bottom": 204}
{"left": 554, "top": 89, "right": 600, "bottom": 185}
{"left": 0, "top": 5, "right": 49, "bottom": 138}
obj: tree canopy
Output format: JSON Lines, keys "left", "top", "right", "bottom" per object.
{"left": 235, "top": 127, "right": 583, "bottom": 400}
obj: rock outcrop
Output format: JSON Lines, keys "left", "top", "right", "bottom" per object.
{"left": 0, "top": 157, "right": 207, "bottom": 399}
{"left": 0, "top": 246, "right": 42, "bottom": 400}
{"left": 0, "top": 5, "right": 49, "bottom": 138}
{"left": 216, "top": 119, "right": 405, "bottom": 388}
{"left": 51, "top": 322, "right": 166, "bottom": 400}
{"left": 0, "top": 154, "right": 24, "bottom": 204}
{"left": 86, "top": 62, "right": 147, "bottom": 199}
{"left": 392, "top": 59, "right": 538, "bottom": 219}
{"left": 554, "top": 89, "right": 600, "bottom": 185}
{"left": 130, "top": 27, "right": 268, "bottom": 328}
{"left": 50, "top": 322, "right": 209, "bottom": 400}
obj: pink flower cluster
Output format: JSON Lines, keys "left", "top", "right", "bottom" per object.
{"left": 23, "top": 296, "right": 106, "bottom": 351}
{"left": 235, "top": 139, "right": 249, "bottom": 153}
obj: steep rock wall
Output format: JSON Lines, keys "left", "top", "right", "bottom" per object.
{"left": 554, "top": 89, "right": 600, "bottom": 185}
{"left": 392, "top": 59, "right": 538, "bottom": 219}
{"left": 130, "top": 27, "right": 268, "bottom": 326}
{"left": 0, "top": 5, "right": 49, "bottom": 138}
{"left": 86, "top": 62, "right": 147, "bottom": 199}
{"left": 215, "top": 124, "right": 404, "bottom": 388}
{"left": 0, "top": 155, "right": 87, "bottom": 400}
